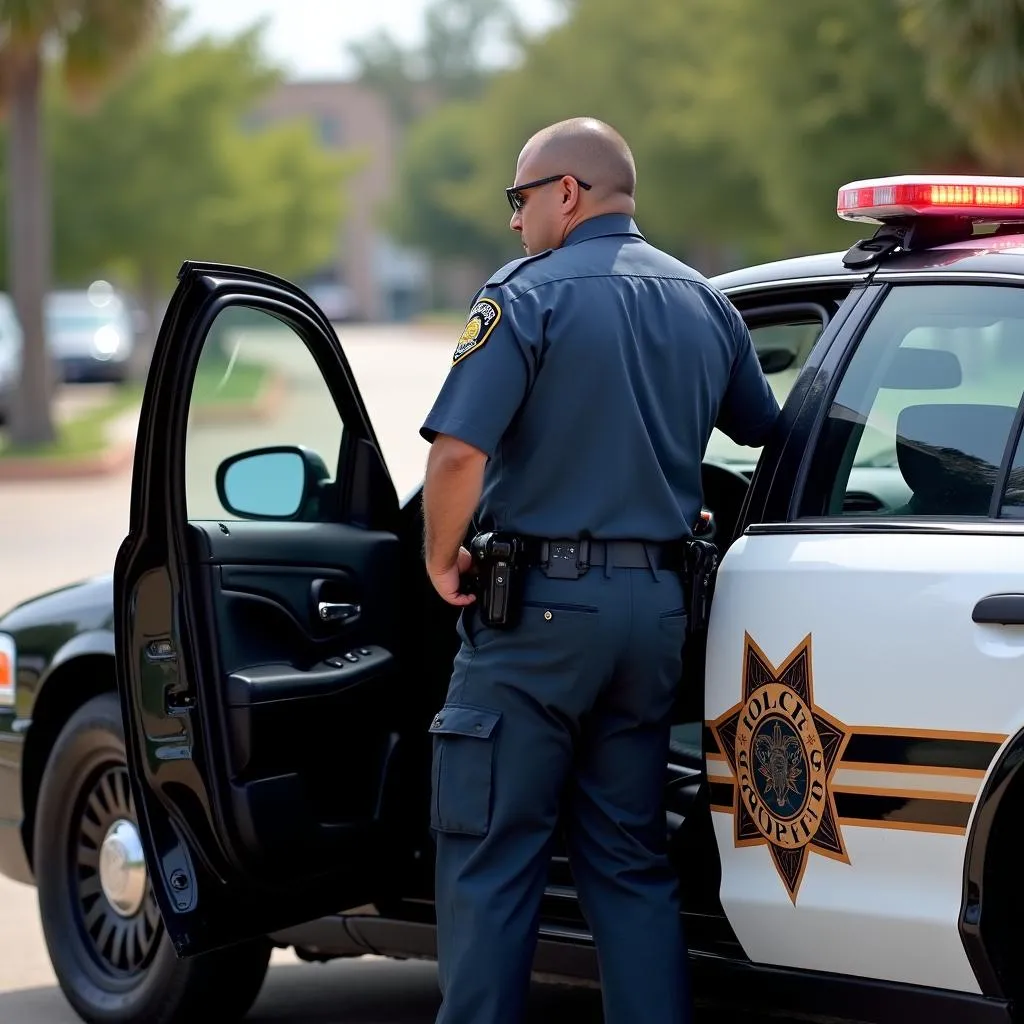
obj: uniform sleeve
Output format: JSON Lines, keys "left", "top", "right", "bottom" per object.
{"left": 420, "top": 286, "right": 535, "bottom": 458}
{"left": 714, "top": 305, "right": 781, "bottom": 448}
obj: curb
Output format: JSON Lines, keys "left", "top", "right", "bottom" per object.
{"left": 0, "top": 406, "right": 140, "bottom": 483}
{"left": 0, "top": 437, "right": 135, "bottom": 482}
{"left": 0, "top": 369, "right": 284, "bottom": 482}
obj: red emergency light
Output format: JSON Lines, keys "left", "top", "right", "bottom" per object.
{"left": 837, "top": 175, "right": 1024, "bottom": 224}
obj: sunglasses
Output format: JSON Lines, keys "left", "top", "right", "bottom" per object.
{"left": 506, "top": 174, "right": 592, "bottom": 211}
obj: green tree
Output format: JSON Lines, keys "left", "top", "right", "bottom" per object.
{"left": 673, "top": 0, "right": 971, "bottom": 256}
{"left": 900, "top": 0, "right": 1024, "bottom": 171}
{"left": 0, "top": 0, "right": 162, "bottom": 444}
{"left": 44, "top": 23, "right": 354, "bottom": 358}
{"left": 384, "top": 100, "right": 510, "bottom": 267}
{"left": 351, "top": 0, "right": 533, "bottom": 294}
{"left": 397, "top": 0, "right": 769, "bottom": 272}
{"left": 391, "top": 0, "right": 970, "bottom": 272}
{"left": 347, "top": 0, "right": 521, "bottom": 126}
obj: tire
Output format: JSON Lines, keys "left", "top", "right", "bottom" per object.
{"left": 34, "top": 692, "right": 272, "bottom": 1024}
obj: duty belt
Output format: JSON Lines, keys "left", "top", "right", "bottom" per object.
{"left": 465, "top": 531, "right": 715, "bottom": 630}
{"left": 521, "top": 537, "right": 686, "bottom": 577}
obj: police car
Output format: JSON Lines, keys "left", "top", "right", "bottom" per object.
{"left": 3, "top": 173, "right": 1024, "bottom": 1024}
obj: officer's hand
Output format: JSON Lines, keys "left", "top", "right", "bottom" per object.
{"left": 428, "top": 547, "right": 477, "bottom": 607}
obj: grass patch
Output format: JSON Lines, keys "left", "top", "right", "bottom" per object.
{"left": 191, "top": 357, "right": 268, "bottom": 408}
{"left": 0, "top": 383, "right": 144, "bottom": 460}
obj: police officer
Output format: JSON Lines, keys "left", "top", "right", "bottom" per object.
{"left": 420, "top": 117, "right": 780, "bottom": 1024}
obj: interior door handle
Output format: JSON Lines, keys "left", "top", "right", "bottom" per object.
{"left": 318, "top": 601, "right": 360, "bottom": 624}
{"left": 972, "top": 594, "right": 1024, "bottom": 625}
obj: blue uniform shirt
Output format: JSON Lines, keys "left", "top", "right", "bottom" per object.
{"left": 420, "top": 214, "right": 779, "bottom": 541}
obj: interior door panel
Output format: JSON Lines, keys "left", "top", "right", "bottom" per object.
{"left": 183, "top": 521, "right": 402, "bottom": 872}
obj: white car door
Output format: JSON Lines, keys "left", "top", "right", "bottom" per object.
{"left": 705, "top": 278, "right": 1024, "bottom": 999}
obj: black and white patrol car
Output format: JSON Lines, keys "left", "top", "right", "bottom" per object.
{"left": 3, "top": 174, "right": 1024, "bottom": 1023}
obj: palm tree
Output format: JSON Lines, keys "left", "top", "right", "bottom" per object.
{"left": 900, "top": 0, "right": 1024, "bottom": 172}
{"left": 0, "top": 1, "right": 163, "bottom": 445}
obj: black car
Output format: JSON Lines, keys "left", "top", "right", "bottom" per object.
{"left": 5, "top": 175, "right": 1024, "bottom": 1024}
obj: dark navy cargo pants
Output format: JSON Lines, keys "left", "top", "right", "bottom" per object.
{"left": 429, "top": 564, "right": 691, "bottom": 1024}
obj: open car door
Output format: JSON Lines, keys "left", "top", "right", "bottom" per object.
{"left": 114, "top": 262, "right": 413, "bottom": 957}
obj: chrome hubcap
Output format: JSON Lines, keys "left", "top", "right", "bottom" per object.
{"left": 74, "top": 764, "right": 161, "bottom": 974}
{"left": 99, "top": 819, "right": 147, "bottom": 918}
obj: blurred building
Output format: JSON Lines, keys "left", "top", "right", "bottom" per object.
{"left": 254, "top": 80, "right": 430, "bottom": 323}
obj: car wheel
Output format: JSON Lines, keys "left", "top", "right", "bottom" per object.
{"left": 34, "top": 692, "right": 272, "bottom": 1024}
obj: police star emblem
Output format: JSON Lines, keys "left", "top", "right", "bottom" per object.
{"left": 709, "top": 633, "right": 851, "bottom": 903}
{"left": 452, "top": 297, "right": 501, "bottom": 364}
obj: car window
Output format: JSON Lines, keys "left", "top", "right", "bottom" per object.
{"left": 704, "top": 309, "right": 825, "bottom": 468}
{"left": 799, "top": 284, "right": 1024, "bottom": 518}
{"left": 184, "top": 305, "right": 345, "bottom": 521}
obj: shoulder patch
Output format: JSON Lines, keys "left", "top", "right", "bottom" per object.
{"left": 453, "top": 297, "right": 502, "bottom": 365}
{"left": 486, "top": 248, "right": 553, "bottom": 286}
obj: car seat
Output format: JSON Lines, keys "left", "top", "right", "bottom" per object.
{"left": 892, "top": 403, "right": 1018, "bottom": 516}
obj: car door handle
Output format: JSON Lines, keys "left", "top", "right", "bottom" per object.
{"left": 318, "top": 601, "right": 360, "bottom": 624}
{"left": 972, "top": 594, "right": 1024, "bottom": 625}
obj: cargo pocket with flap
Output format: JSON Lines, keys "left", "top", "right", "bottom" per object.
{"left": 429, "top": 703, "right": 502, "bottom": 836}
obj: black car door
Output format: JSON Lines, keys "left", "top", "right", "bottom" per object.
{"left": 114, "top": 262, "right": 419, "bottom": 956}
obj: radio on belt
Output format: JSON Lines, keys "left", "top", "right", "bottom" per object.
{"left": 468, "top": 532, "right": 525, "bottom": 630}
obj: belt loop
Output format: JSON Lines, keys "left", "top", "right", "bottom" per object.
{"left": 644, "top": 542, "right": 661, "bottom": 582}
{"left": 603, "top": 540, "right": 612, "bottom": 579}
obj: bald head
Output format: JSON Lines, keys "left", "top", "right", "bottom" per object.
{"left": 521, "top": 117, "right": 636, "bottom": 201}
{"left": 508, "top": 117, "right": 638, "bottom": 254}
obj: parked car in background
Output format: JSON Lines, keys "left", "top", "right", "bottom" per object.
{"left": 47, "top": 282, "right": 136, "bottom": 383}
{"left": 0, "top": 292, "right": 24, "bottom": 423}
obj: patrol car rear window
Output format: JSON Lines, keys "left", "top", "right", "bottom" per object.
{"left": 798, "top": 284, "right": 1024, "bottom": 519}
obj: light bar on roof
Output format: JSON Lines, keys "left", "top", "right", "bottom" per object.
{"left": 837, "top": 175, "right": 1024, "bottom": 224}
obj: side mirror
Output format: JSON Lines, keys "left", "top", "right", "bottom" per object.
{"left": 757, "top": 347, "right": 797, "bottom": 374}
{"left": 215, "top": 445, "right": 330, "bottom": 521}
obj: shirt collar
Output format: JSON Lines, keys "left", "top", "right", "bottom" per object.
{"left": 562, "top": 213, "right": 645, "bottom": 246}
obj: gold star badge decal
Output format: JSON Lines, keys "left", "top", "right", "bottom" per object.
{"left": 709, "top": 633, "right": 851, "bottom": 903}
